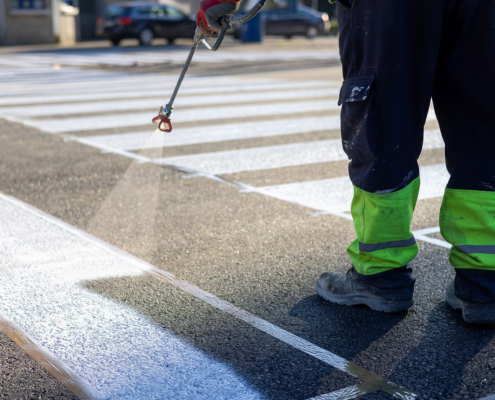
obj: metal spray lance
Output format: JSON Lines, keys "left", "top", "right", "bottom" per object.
{"left": 152, "top": 0, "right": 267, "bottom": 132}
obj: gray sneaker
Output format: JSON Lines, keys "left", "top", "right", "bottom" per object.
{"left": 315, "top": 269, "right": 413, "bottom": 313}
{"left": 445, "top": 279, "right": 495, "bottom": 324}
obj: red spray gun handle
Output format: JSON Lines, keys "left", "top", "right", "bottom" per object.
{"left": 152, "top": 106, "right": 173, "bottom": 132}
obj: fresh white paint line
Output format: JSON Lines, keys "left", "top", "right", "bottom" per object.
{"left": 478, "top": 394, "right": 495, "bottom": 400}
{"left": 0, "top": 194, "right": 264, "bottom": 400}
{"left": 254, "top": 175, "right": 354, "bottom": 214}
{"left": 4, "top": 54, "right": 107, "bottom": 67}
{"left": 0, "top": 71, "right": 201, "bottom": 83}
{"left": 413, "top": 232, "right": 451, "bottom": 249}
{"left": 153, "top": 130, "right": 445, "bottom": 175}
{"left": 256, "top": 164, "right": 450, "bottom": 214}
{"left": 0, "top": 57, "right": 48, "bottom": 68}
{"left": 0, "top": 311, "right": 107, "bottom": 400}
{"left": 0, "top": 81, "right": 336, "bottom": 107}
{"left": 306, "top": 386, "right": 366, "bottom": 400}
{"left": 422, "top": 129, "right": 443, "bottom": 149}
{"left": 0, "top": 75, "right": 127, "bottom": 90}
{"left": 121, "top": 50, "right": 342, "bottom": 63}
{"left": 0, "top": 78, "right": 141, "bottom": 94}
{"left": 426, "top": 108, "right": 436, "bottom": 121}
{"left": 9, "top": 103, "right": 437, "bottom": 136}
{"left": 0, "top": 79, "right": 263, "bottom": 99}
{"left": 1, "top": 89, "right": 339, "bottom": 118}
{"left": 81, "top": 116, "right": 342, "bottom": 151}
{"left": 415, "top": 164, "right": 451, "bottom": 200}
{"left": 69, "top": 135, "right": 257, "bottom": 188}
{"left": 414, "top": 227, "right": 441, "bottom": 235}
{"left": 155, "top": 139, "right": 346, "bottom": 175}
{"left": 0, "top": 75, "right": 270, "bottom": 91}
{"left": 0, "top": 77, "right": 167, "bottom": 95}
{"left": 308, "top": 210, "right": 353, "bottom": 220}
{"left": 80, "top": 123, "right": 442, "bottom": 155}
{"left": 17, "top": 100, "right": 341, "bottom": 133}
{"left": 413, "top": 227, "right": 451, "bottom": 249}
{"left": 0, "top": 193, "right": 416, "bottom": 400}
{"left": 0, "top": 73, "right": 166, "bottom": 88}
{"left": 0, "top": 75, "right": 265, "bottom": 96}
{"left": 10, "top": 53, "right": 143, "bottom": 67}
{"left": 0, "top": 68, "right": 119, "bottom": 82}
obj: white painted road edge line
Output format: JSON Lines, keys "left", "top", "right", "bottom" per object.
{"left": 478, "top": 395, "right": 495, "bottom": 400}
{"left": 0, "top": 310, "right": 107, "bottom": 400}
{"left": 416, "top": 236, "right": 451, "bottom": 249}
{"left": 414, "top": 227, "right": 441, "bottom": 236}
{"left": 412, "top": 226, "right": 451, "bottom": 249}
{"left": 306, "top": 385, "right": 364, "bottom": 400}
{"left": 0, "top": 192, "right": 417, "bottom": 400}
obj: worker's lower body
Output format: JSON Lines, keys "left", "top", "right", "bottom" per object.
{"left": 317, "top": 0, "right": 495, "bottom": 323}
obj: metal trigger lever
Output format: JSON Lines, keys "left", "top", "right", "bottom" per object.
{"left": 152, "top": 0, "right": 267, "bottom": 132}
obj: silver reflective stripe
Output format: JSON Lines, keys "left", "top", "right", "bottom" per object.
{"left": 359, "top": 237, "right": 417, "bottom": 253}
{"left": 456, "top": 245, "right": 495, "bottom": 255}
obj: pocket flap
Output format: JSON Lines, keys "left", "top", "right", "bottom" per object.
{"left": 338, "top": 75, "right": 375, "bottom": 106}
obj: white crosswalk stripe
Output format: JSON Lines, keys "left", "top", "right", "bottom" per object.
{"left": 78, "top": 116, "right": 342, "bottom": 150}
{"left": 1, "top": 66, "right": 445, "bottom": 218}
{"left": 256, "top": 163, "right": 449, "bottom": 214}
{"left": 0, "top": 74, "right": 269, "bottom": 95}
{"left": 17, "top": 100, "right": 341, "bottom": 133}
{"left": 0, "top": 81, "right": 337, "bottom": 106}
{"left": 0, "top": 49, "right": 341, "bottom": 68}
{"left": 154, "top": 130, "right": 444, "bottom": 175}
{"left": 0, "top": 88, "right": 340, "bottom": 117}
{"left": 158, "top": 139, "right": 347, "bottom": 174}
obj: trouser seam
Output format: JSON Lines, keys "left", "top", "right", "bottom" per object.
{"left": 350, "top": 5, "right": 356, "bottom": 71}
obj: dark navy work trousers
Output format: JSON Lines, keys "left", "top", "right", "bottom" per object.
{"left": 337, "top": 0, "right": 495, "bottom": 302}
{"left": 338, "top": 0, "right": 495, "bottom": 192}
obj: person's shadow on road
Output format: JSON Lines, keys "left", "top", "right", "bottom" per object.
{"left": 289, "top": 294, "right": 408, "bottom": 362}
{"left": 386, "top": 302, "right": 495, "bottom": 399}
{"left": 277, "top": 294, "right": 408, "bottom": 397}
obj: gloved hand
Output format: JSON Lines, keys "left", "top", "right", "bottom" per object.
{"left": 196, "top": 0, "right": 242, "bottom": 37}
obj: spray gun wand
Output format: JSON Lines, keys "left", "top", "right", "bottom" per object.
{"left": 152, "top": 0, "right": 267, "bottom": 133}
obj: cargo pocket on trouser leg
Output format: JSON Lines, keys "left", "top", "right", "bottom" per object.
{"left": 347, "top": 177, "right": 420, "bottom": 278}
{"left": 440, "top": 188, "right": 495, "bottom": 303}
{"left": 339, "top": 75, "right": 380, "bottom": 162}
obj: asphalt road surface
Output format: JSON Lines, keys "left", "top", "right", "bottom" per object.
{"left": 1, "top": 38, "right": 495, "bottom": 400}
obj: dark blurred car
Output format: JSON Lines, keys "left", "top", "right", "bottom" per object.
{"left": 96, "top": 2, "right": 196, "bottom": 46}
{"left": 230, "top": 5, "right": 330, "bottom": 39}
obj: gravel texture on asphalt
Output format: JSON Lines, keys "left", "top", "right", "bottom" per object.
{"left": 0, "top": 331, "right": 78, "bottom": 400}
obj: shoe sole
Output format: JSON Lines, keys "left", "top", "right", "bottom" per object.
{"left": 446, "top": 286, "right": 495, "bottom": 324}
{"left": 315, "top": 281, "right": 413, "bottom": 313}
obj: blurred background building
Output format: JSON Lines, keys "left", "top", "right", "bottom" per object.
{"left": 0, "top": 0, "right": 335, "bottom": 46}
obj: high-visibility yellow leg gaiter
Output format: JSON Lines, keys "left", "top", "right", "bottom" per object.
{"left": 440, "top": 188, "right": 495, "bottom": 270}
{"left": 440, "top": 188, "right": 495, "bottom": 303}
{"left": 348, "top": 177, "right": 420, "bottom": 276}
